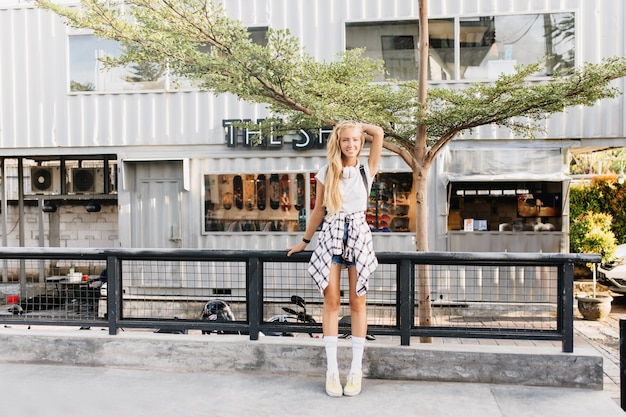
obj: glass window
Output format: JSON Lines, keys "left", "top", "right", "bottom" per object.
{"left": 347, "top": 20, "right": 453, "bottom": 81}
{"left": 203, "top": 171, "right": 414, "bottom": 233}
{"left": 462, "top": 13, "right": 575, "bottom": 79}
{"left": 428, "top": 19, "right": 456, "bottom": 80}
{"left": 346, "top": 13, "right": 575, "bottom": 82}
{"left": 69, "top": 34, "right": 120, "bottom": 92}
{"left": 346, "top": 19, "right": 457, "bottom": 81}
{"left": 369, "top": 173, "right": 413, "bottom": 232}
{"left": 69, "top": 27, "right": 268, "bottom": 93}
{"left": 204, "top": 173, "right": 303, "bottom": 233}
{"left": 248, "top": 27, "right": 269, "bottom": 47}
{"left": 447, "top": 181, "right": 563, "bottom": 232}
{"left": 69, "top": 34, "right": 166, "bottom": 92}
{"left": 381, "top": 35, "right": 418, "bottom": 80}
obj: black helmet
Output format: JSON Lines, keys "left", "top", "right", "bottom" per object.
{"left": 201, "top": 300, "right": 235, "bottom": 322}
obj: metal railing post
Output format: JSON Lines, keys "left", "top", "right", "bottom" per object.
{"left": 106, "top": 255, "right": 120, "bottom": 335}
{"left": 398, "top": 258, "right": 412, "bottom": 346}
{"left": 619, "top": 319, "right": 626, "bottom": 411}
{"left": 561, "top": 261, "right": 575, "bottom": 352}
{"left": 247, "top": 256, "right": 261, "bottom": 340}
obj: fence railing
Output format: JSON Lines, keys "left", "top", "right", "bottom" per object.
{"left": 0, "top": 247, "right": 600, "bottom": 352}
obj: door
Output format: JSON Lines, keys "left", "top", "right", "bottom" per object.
{"left": 128, "top": 161, "right": 184, "bottom": 287}
{"left": 129, "top": 161, "right": 183, "bottom": 249}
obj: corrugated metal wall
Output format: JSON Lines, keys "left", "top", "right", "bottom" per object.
{"left": 1, "top": 0, "right": 625, "bottom": 153}
{"left": 1, "top": 0, "right": 625, "bottom": 254}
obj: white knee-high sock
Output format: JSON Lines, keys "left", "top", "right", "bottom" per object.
{"left": 350, "top": 336, "right": 365, "bottom": 374}
{"left": 325, "top": 336, "right": 339, "bottom": 372}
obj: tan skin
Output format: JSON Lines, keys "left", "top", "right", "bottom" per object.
{"left": 287, "top": 123, "right": 384, "bottom": 338}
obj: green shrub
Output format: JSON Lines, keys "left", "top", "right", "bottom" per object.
{"left": 570, "top": 176, "right": 626, "bottom": 244}
{"left": 570, "top": 211, "right": 617, "bottom": 263}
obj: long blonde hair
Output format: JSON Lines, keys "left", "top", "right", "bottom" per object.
{"left": 323, "top": 121, "right": 365, "bottom": 215}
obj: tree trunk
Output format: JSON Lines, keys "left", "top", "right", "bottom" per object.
{"left": 415, "top": 0, "right": 433, "bottom": 343}
{"left": 413, "top": 164, "right": 433, "bottom": 341}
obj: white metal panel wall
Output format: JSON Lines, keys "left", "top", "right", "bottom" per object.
{"left": 0, "top": 5, "right": 68, "bottom": 149}
{"left": 1, "top": 1, "right": 625, "bottom": 153}
{"left": 195, "top": 230, "right": 415, "bottom": 251}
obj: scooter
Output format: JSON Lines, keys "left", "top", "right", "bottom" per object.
{"left": 266, "top": 295, "right": 317, "bottom": 337}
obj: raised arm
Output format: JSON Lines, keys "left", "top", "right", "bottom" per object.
{"left": 362, "top": 123, "right": 384, "bottom": 176}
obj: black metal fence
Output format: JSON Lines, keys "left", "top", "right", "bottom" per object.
{"left": 621, "top": 319, "right": 625, "bottom": 411}
{"left": 0, "top": 247, "right": 599, "bottom": 352}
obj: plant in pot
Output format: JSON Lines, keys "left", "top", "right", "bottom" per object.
{"left": 570, "top": 211, "right": 617, "bottom": 320}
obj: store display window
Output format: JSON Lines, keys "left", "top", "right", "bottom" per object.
{"left": 447, "top": 181, "right": 563, "bottom": 232}
{"left": 203, "top": 172, "right": 414, "bottom": 233}
{"left": 204, "top": 173, "right": 303, "bottom": 233}
{"left": 368, "top": 173, "right": 413, "bottom": 232}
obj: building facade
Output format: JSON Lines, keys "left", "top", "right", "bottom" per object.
{"left": 1, "top": 0, "right": 625, "bottom": 258}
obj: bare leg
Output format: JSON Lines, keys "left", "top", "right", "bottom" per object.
{"left": 322, "top": 264, "right": 342, "bottom": 336}
{"left": 347, "top": 266, "right": 367, "bottom": 338}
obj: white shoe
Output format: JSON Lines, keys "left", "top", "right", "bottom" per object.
{"left": 343, "top": 371, "right": 362, "bottom": 396}
{"left": 325, "top": 371, "right": 343, "bottom": 397}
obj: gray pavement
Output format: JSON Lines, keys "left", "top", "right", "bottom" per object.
{"left": 0, "top": 297, "right": 624, "bottom": 416}
{"left": 0, "top": 361, "right": 623, "bottom": 417}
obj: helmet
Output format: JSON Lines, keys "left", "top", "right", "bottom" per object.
{"left": 201, "top": 300, "right": 235, "bottom": 322}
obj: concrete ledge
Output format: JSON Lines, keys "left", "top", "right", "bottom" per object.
{"left": 0, "top": 327, "right": 603, "bottom": 390}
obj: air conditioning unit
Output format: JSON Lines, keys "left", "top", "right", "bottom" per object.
{"left": 69, "top": 168, "right": 105, "bottom": 194}
{"left": 30, "top": 166, "right": 61, "bottom": 194}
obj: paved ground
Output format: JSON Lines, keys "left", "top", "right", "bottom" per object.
{"left": 420, "top": 296, "right": 624, "bottom": 406}
{"left": 0, "top": 360, "right": 622, "bottom": 417}
{"left": 573, "top": 295, "right": 624, "bottom": 406}
{"left": 0, "top": 294, "right": 623, "bottom": 416}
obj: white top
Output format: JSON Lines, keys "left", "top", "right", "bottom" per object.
{"left": 316, "top": 161, "right": 373, "bottom": 213}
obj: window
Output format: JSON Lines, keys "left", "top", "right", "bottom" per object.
{"left": 448, "top": 181, "right": 563, "bottom": 231}
{"left": 346, "top": 13, "right": 575, "bottom": 81}
{"left": 461, "top": 13, "right": 575, "bottom": 79}
{"left": 204, "top": 173, "right": 304, "bottom": 233}
{"left": 369, "top": 173, "right": 413, "bottom": 232}
{"left": 248, "top": 27, "right": 269, "bottom": 47}
{"left": 69, "top": 35, "right": 120, "bottom": 92}
{"left": 203, "top": 171, "right": 414, "bottom": 233}
{"left": 69, "top": 27, "right": 268, "bottom": 93}
{"left": 346, "top": 20, "right": 424, "bottom": 81}
{"left": 381, "top": 35, "right": 418, "bottom": 80}
{"left": 69, "top": 34, "right": 166, "bottom": 92}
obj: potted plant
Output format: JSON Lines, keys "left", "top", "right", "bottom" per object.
{"left": 570, "top": 211, "right": 616, "bottom": 320}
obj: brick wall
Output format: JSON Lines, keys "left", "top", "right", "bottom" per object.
{"left": 2, "top": 204, "right": 118, "bottom": 248}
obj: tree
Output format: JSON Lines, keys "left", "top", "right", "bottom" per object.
{"left": 70, "top": 80, "right": 95, "bottom": 92}
{"left": 38, "top": 0, "right": 626, "bottom": 340}
{"left": 123, "top": 61, "right": 165, "bottom": 83}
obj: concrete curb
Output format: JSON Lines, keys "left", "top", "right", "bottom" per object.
{"left": 0, "top": 327, "right": 604, "bottom": 389}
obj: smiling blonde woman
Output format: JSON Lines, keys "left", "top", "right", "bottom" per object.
{"left": 287, "top": 121, "right": 384, "bottom": 397}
